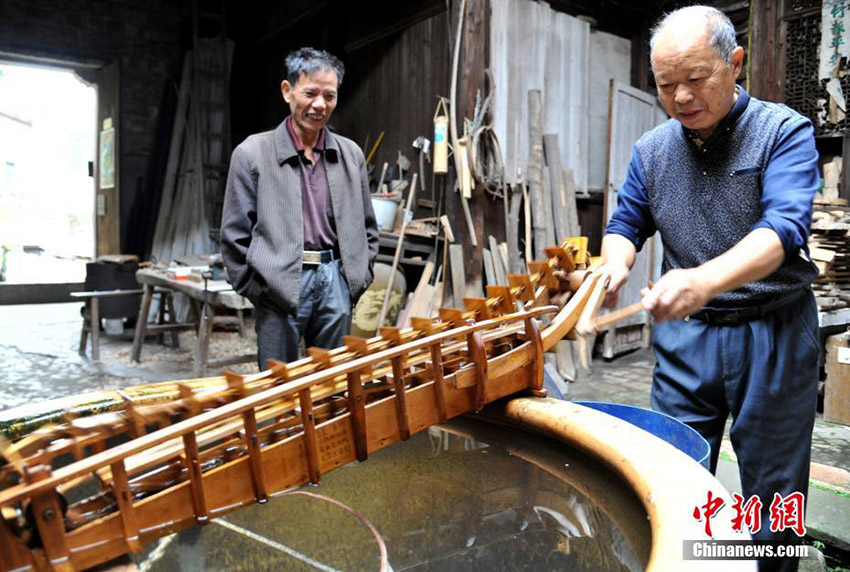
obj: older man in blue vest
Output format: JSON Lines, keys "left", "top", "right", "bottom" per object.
{"left": 603, "top": 6, "right": 819, "bottom": 572}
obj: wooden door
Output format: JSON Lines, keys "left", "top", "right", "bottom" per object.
{"left": 95, "top": 60, "right": 120, "bottom": 257}
{"left": 603, "top": 80, "right": 666, "bottom": 355}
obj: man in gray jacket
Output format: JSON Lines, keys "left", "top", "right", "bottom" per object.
{"left": 221, "top": 47, "right": 379, "bottom": 368}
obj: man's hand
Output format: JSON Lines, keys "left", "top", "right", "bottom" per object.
{"left": 641, "top": 268, "right": 713, "bottom": 322}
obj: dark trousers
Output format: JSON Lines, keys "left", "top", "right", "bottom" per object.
{"left": 254, "top": 260, "right": 351, "bottom": 368}
{"left": 651, "top": 292, "right": 819, "bottom": 572}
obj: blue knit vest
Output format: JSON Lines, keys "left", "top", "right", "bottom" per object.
{"left": 635, "top": 94, "right": 818, "bottom": 307}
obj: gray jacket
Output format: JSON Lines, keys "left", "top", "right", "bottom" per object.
{"left": 221, "top": 120, "right": 379, "bottom": 313}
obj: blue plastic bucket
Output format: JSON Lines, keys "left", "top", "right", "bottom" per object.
{"left": 574, "top": 401, "right": 711, "bottom": 470}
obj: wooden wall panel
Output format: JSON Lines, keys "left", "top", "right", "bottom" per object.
{"left": 333, "top": 11, "right": 450, "bottom": 193}
{"left": 747, "top": 0, "right": 787, "bottom": 103}
{"left": 604, "top": 80, "right": 666, "bottom": 329}
{"left": 490, "top": 0, "right": 590, "bottom": 193}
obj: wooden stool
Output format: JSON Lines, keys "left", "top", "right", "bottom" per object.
{"left": 72, "top": 289, "right": 144, "bottom": 362}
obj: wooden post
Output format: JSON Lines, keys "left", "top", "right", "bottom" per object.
{"left": 299, "top": 388, "right": 321, "bottom": 483}
{"left": 90, "top": 296, "right": 101, "bottom": 362}
{"left": 346, "top": 370, "right": 369, "bottom": 461}
{"left": 131, "top": 283, "right": 154, "bottom": 362}
{"left": 525, "top": 317, "right": 545, "bottom": 397}
{"left": 429, "top": 342, "right": 449, "bottom": 423}
{"left": 182, "top": 431, "right": 210, "bottom": 523}
{"left": 242, "top": 408, "right": 269, "bottom": 503}
{"left": 528, "top": 90, "right": 551, "bottom": 259}
{"left": 391, "top": 355, "right": 411, "bottom": 441}
{"left": 194, "top": 300, "right": 215, "bottom": 377}
{"left": 25, "top": 465, "right": 73, "bottom": 572}
{"left": 543, "top": 135, "right": 569, "bottom": 241}
{"left": 466, "top": 330, "right": 488, "bottom": 411}
{"left": 747, "top": 0, "right": 787, "bottom": 103}
{"left": 377, "top": 174, "right": 418, "bottom": 328}
{"left": 111, "top": 459, "right": 142, "bottom": 552}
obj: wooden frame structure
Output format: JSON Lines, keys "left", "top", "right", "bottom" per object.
{"left": 0, "top": 239, "right": 600, "bottom": 572}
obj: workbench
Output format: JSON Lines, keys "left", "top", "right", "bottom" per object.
{"left": 132, "top": 268, "right": 255, "bottom": 376}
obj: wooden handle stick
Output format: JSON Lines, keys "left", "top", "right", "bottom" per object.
{"left": 375, "top": 162, "right": 389, "bottom": 194}
{"left": 591, "top": 302, "right": 645, "bottom": 331}
{"left": 377, "top": 174, "right": 418, "bottom": 328}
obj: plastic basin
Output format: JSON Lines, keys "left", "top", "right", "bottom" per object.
{"left": 574, "top": 401, "right": 711, "bottom": 470}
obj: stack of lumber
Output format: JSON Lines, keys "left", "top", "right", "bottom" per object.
{"left": 810, "top": 198, "right": 850, "bottom": 311}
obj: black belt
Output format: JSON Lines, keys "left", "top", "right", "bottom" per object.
{"left": 302, "top": 249, "right": 337, "bottom": 265}
{"left": 688, "top": 288, "right": 809, "bottom": 326}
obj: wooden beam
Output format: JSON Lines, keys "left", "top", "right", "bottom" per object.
{"left": 747, "top": 0, "right": 786, "bottom": 103}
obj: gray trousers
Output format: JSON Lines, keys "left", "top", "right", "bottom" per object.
{"left": 652, "top": 292, "right": 818, "bottom": 572}
{"left": 254, "top": 260, "right": 351, "bottom": 368}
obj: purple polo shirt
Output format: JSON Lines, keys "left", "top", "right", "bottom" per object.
{"left": 286, "top": 117, "right": 337, "bottom": 250}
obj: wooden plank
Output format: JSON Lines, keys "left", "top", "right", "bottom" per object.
{"left": 527, "top": 89, "right": 551, "bottom": 259}
{"left": 603, "top": 79, "right": 664, "bottom": 340}
{"left": 397, "top": 261, "right": 434, "bottom": 328}
{"left": 152, "top": 54, "right": 192, "bottom": 259}
{"left": 543, "top": 134, "right": 570, "bottom": 241}
{"left": 482, "top": 248, "right": 496, "bottom": 286}
{"left": 489, "top": 235, "right": 507, "bottom": 285}
{"left": 498, "top": 242, "right": 510, "bottom": 274}
{"left": 563, "top": 168, "right": 581, "bottom": 237}
{"left": 507, "top": 185, "right": 523, "bottom": 274}
{"left": 449, "top": 244, "right": 467, "bottom": 309}
{"left": 490, "top": 0, "right": 590, "bottom": 191}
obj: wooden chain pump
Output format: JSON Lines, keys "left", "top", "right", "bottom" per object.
{"left": 0, "top": 237, "right": 604, "bottom": 572}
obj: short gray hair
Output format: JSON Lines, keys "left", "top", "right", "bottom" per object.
{"left": 284, "top": 47, "right": 345, "bottom": 87}
{"left": 650, "top": 5, "right": 738, "bottom": 66}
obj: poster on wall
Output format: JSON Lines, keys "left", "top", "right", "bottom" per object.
{"left": 820, "top": 0, "right": 850, "bottom": 81}
{"left": 99, "top": 119, "right": 115, "bottom": 190}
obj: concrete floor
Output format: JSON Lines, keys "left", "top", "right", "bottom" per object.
{"left": 0, "top": 302, "right": 260, "bottom": 411}
{"left": 0, "top": 302, "right": 848, "bottom": 569}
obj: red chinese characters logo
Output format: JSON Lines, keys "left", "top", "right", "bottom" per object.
{"left": 693, "top": 491, "right": 726, "bottom": 538}
{"left": 769, "top": 492, "right": 807, "bottom": 537}
{"left": 730, "top": 493, "right": 763, "bottom": 534}
{"left": 693, "top": 491, "right": 806, "bottom": 538}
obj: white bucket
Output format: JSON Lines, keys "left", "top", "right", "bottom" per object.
{"left": 371, "top": 197, "right": 399, "bottom": 232}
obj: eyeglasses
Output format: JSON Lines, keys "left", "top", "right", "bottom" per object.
{"left": 299, "top": 88, "right": 337, "bottom": 103}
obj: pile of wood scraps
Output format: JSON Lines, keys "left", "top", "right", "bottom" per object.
{"left": 810, "top": 198, "right": 850, "bottom": 311}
